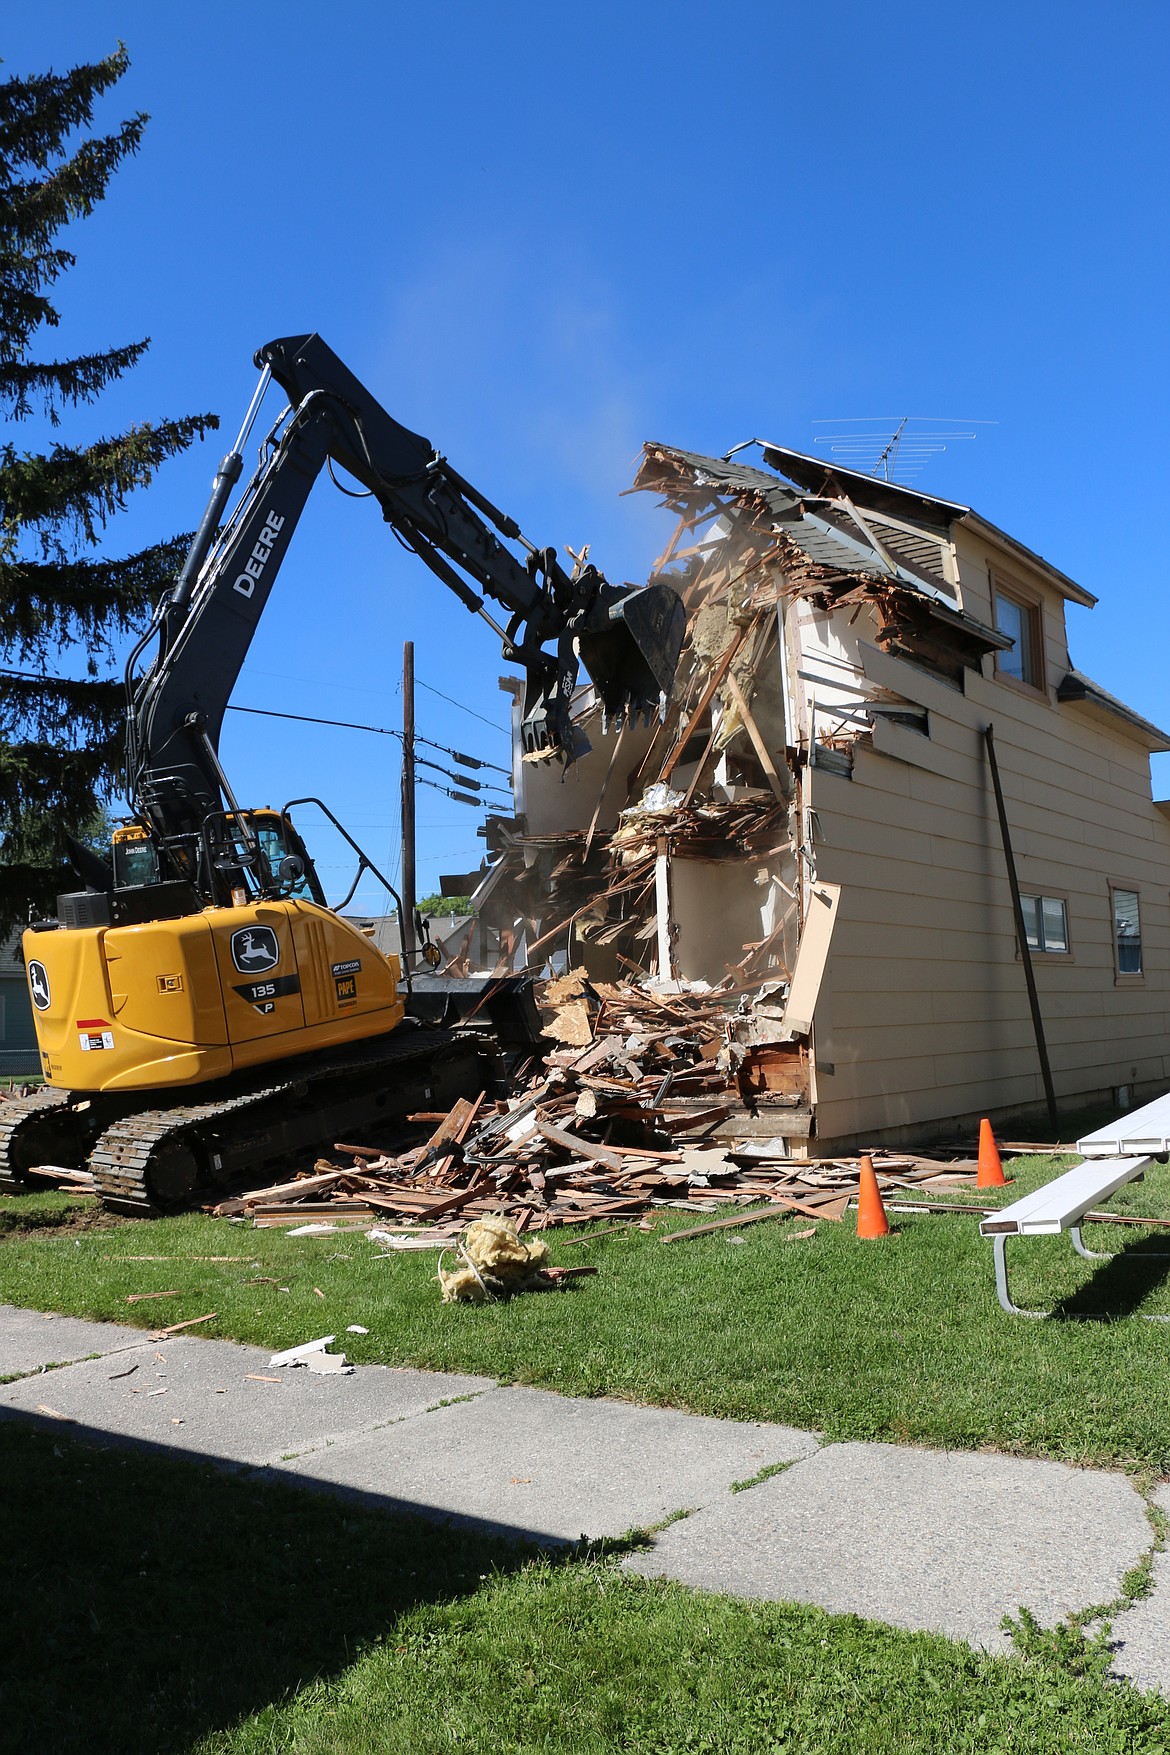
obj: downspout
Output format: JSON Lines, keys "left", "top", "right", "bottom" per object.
{"left": 983, "top": 724, "right": 1059, "bottom": 1130}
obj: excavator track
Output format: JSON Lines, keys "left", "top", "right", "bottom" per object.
{"left": 86, "top": 1025, "right": 492, "bottom": 1216}
{"left": 0, "top": 1085, "right": 76, "bottom": 1194}
{"left": 89, "top": 1080, "right": 293, "bottom": 1217}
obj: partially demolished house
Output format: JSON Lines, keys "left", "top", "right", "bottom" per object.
{"left": 471, "top": 444, "right": 1170, "bottom": 1154}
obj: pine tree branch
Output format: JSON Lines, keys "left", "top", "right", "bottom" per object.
{"left": 0, "top": 535, "right": 189, "bottom": 655}
{"left": 0, "top": 339, "right": 151, "bottom": 422}
{"left": 0, "top": 413, "right": 219, "bottom": 557}
{"left": 0, "top": 115, "right": 148, "bottom": 251}
{"left": 0, "top": 45, "right": 131, "bottom": 167}
{"left": 0, "top": 674, "right": 123, "bottom": 745}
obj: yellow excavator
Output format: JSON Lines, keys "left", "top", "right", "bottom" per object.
{"left": 3, "top": 334, "right": 684, "bottom": 1213}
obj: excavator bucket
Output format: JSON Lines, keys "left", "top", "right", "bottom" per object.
{"left": 577, "top": 581, "right": 686, "bottom": 725}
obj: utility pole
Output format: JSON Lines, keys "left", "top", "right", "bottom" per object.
{"left": 401, "top": 640, "right": 417, "bottom": 971}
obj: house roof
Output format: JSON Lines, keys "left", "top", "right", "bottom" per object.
{"left": 638, "top": 442, "right": 1012, "bottom": 657}
{"left": 1056, "top": 670, "right": 1170, "bottom": 751}
{"left": 755, "top": 443, "right": 1097, "bottom": 609}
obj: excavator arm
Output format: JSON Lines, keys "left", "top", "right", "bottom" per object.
{"left": 128, "top": 333, "right": 684, "bottom": 870}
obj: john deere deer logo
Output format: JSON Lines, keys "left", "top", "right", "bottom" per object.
{"left": 27, "top": 960, "right": 51, "bottom": 1011}
{"left": 230, "top": 926, "right": 280, "bottom": 974}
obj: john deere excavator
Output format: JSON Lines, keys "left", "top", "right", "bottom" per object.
{"left": 2, "top": 333, "right": 684, "bottom": 1213}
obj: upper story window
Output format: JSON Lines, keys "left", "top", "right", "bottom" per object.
{"left": 993, "top": 582, "right": 1044, "bottom": 691}
{"left": 1112, "top": 887, "right": 1143, "bottom": 976}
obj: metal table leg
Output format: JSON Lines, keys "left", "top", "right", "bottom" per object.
{"left": 992, "top": 1234, "right": 1047, "bottom": 1318}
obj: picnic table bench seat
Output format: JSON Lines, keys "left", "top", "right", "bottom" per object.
{"left": 979, "top": 1157, "right": 1152, "bottom": 1316}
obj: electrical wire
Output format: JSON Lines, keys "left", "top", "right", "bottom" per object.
{"left": 417, "top": 775, "right": 480, "bottom": 807}
{"left": 225, "top": 704, "right": 513, "bottom": 793}
{"left": 416, "top": 675, "right": 509, "bottom": 737}
{"left": 226, "top": 702, "right": 401, "bottom": 739}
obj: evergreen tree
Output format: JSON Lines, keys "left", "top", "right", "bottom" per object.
{"left": 0, "top": 44, "right": 217, "bottom": 929}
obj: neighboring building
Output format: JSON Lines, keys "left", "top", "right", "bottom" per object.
{"left": 0, "top": 932, "right": 40, "bottom": 1079}
{"left": 474, "top": 444, "right": 1170, "bottom": 1154}
{"left": 342, "top": 910, "right": 497, "bottom": 973}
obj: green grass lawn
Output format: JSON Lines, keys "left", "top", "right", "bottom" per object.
{"left": 3, "top": 1422, "right": 1168, "bottom": 1754}
{"left": 5, "top": 1153, "right": 1170, "bottom": 1469}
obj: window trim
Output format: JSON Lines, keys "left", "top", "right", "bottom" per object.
{"left": 1109, "top": 881, "right": 1145, "bottom": 983}
{"left": 1018, "top": 891, "right": 1072, "bottom": 956}
{"left": 992, "top": 575, "right": 1047, "bottom": 697}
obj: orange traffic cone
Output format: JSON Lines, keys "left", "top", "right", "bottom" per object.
{"left": 856, "top": 1154, "right": 890, "bottom": 1238}
{"left": 977, "top": 1118, "right": 1007, "bottom": 1188}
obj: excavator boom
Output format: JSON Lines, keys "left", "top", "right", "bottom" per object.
{"left": 129, "top": 333, "right": 684, "bottom": 877}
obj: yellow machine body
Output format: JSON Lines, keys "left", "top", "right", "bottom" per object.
{"left": 23, "top": 899, "right": 405, "bottom": 1093}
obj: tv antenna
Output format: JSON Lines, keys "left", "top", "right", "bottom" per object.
{"left": 809, "top": 417, "right": 996, "bottom": 484}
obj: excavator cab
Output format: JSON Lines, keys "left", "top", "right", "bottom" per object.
{"left": 111, "top": 823, "right": 160, "bottom": 889}
{"left": 199, "top": 807, "right": 325, "bottom": 907}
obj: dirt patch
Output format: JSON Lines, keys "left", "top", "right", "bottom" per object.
{"left": 0, "top": 1200, "right": 131, "bottom": 1239}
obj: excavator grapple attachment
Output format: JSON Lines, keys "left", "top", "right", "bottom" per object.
{"left": 578, "top": 581, "right": 687, "bottom": 725}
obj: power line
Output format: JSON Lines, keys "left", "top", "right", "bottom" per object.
{"left": 415, "top": 675, "right": 509, "bottom": 738}
{"left": 227, "top": 703, "right": 401, "bottom": 738}
{"left": 226, "top": 702, "right": 513, "bottom": 793}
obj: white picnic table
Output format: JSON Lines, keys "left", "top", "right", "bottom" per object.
{"left": 979, "top": 1090, "right": 1170, "bottom": 1316}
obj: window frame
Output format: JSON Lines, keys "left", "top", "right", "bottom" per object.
{"left": 992, "top": 575, "right": 1047, "bottom": 697}
{"left": 1109, "top": 882, "right": 1144, "bottom": 982}
{"left": 1018, "top": 891, "right": 1072, "bottom": 956}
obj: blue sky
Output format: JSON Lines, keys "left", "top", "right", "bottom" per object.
{"left": 6, "top": 2, "right": 1169, "bottom": 906}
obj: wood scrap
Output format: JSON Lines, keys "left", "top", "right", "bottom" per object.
{"left": 210, "top": 985, "right": 980, "bottom": 1237}
{"left": 149, "top": 1312, "right": 217, "bottom": 1338}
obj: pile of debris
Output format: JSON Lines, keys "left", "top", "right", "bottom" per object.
{"left": 216, "top": 979, "right": 980, "bottom": 1240}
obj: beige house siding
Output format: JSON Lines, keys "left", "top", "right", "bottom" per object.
{"left": 486, "top": 439, "right": 1169, "bottom": 1156}
{"left": 805, "top": 574, "right": 1170, "bottom": 1148}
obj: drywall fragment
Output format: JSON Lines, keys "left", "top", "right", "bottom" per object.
{"left": 304, "top": 1351, "right": 354, "bottom": 1375}
{"left": 269, "top": 1335, "right": 334, "bottom": 1366}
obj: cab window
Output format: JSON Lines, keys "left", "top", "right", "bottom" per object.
{"left": 112, "top": 837, "right": 160, "bottom": 888}
{"left": 253, "top": 818, "right": 310, "bottom": 895}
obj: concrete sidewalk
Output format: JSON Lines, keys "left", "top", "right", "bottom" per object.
{"left": 2, "top": 1303, "right": 1166, "bottom": 1688}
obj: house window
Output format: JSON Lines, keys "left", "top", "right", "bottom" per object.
{"left": 994, "top": 585, "right": 1044, "bottom": 689}
{"left": 1020, "top": 894, "right": 1069, "bottom": 953}
{"left": 1113, "top": 888, "right": 1143, "bottom": 975}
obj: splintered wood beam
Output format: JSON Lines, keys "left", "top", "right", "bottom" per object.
{"left": 660, "top": 1207, "right": 789, "bottom": 1243}
{"left": 721, "top": 670, "right": 790, "bottom": 804}
{"left": 680, "top": 718, "right": 721, "bottom": 809}
{"left": 535, "top": 1118, "right": 627, "bottom": 1172}
{"left": 659, "top": 625, "right": 751, "bottom": 782}
{"left": 584, "top": 723, "right": 629, "bottom": 863}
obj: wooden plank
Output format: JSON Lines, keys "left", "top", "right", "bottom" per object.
{"left": 659, "top": 626, "right": 751, "bottom": 782}
{"left": 661, "top": 1207, "right": 790, "bottom": 1243}
{"left": 535, "top": 1117, "right": 626, "bottom": 1172}
{"left": 722, "top": 670, "right": 789, "bottom": 804}
{"left": 222, "top": 1168, "right": 353, "bottom": 1212}
{"left": 781, "top": 882, "right": 841, "bottom": 1037}
{"left": 149, "top": 1312, "right": 217, "bottom": 1338}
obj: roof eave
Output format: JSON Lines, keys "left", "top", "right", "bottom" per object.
{"left": 1056, "top": 671, "right": 1170, "bottom": 751}
{"left": 956, "top": 512, "right": 1097, "bottom": 608}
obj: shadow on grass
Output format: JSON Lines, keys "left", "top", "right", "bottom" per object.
{"left": 0, "top": 1411, "right": 597, "bottom": 1755}
{"left": 1051, "top": 1234, "right": 1170, "bottom": 1321}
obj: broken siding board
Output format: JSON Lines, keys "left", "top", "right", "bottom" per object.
{"left": 869, "top": 716, "right": 957, "bottom": 776}
{"left": 855, "top": 640, "right": 976, "bottom": 720}
{"left": 782, "top": 882, "right": 840, "bottom": 1036}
